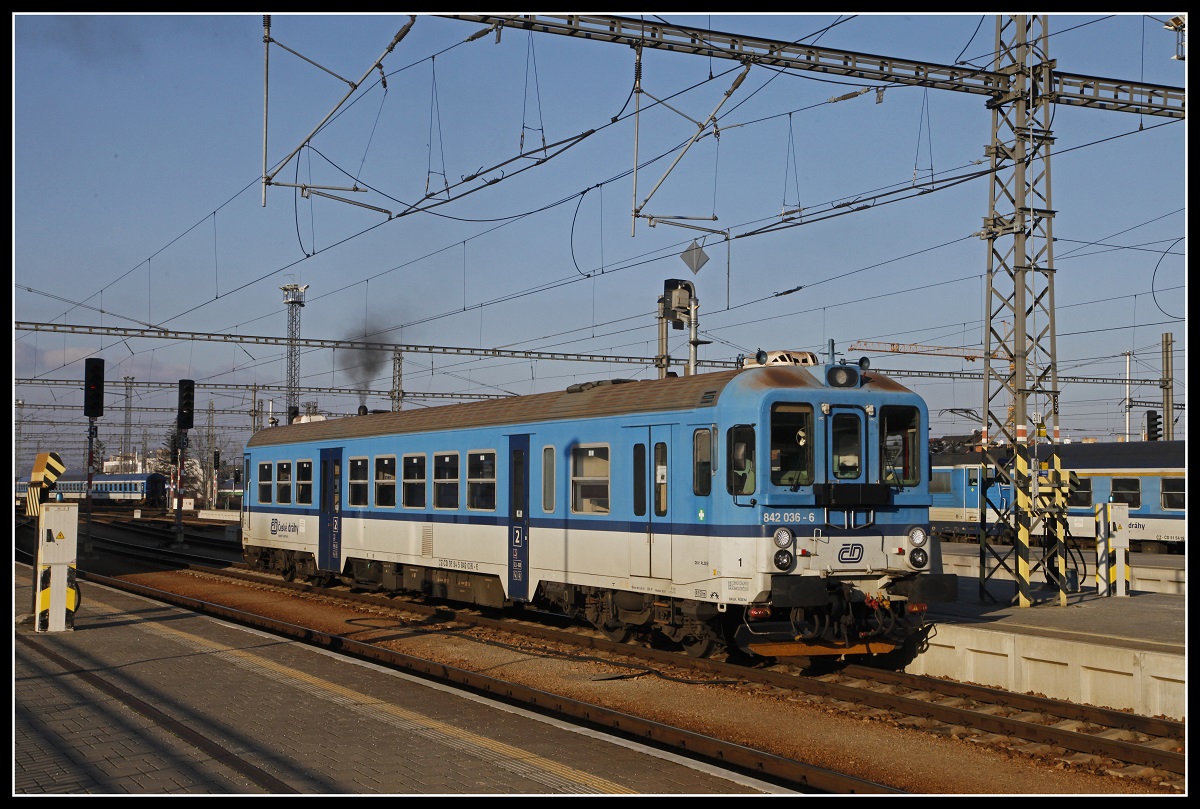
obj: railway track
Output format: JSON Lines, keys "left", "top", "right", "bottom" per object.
{"left": 40, "top": 523, "right": 1184, "bottom": 793}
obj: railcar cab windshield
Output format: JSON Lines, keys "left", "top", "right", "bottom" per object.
{"left": 879, "top": 406, "right": 922, "bottom": 487}
{"left": 726, "top": 396, "right": 922, "bottom": 499}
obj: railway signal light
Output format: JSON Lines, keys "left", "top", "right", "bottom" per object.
{"left": 1146, "top": 410, "right": 1162, "bottom": 441}
{"left": 84, "top": 358, "right": 105, "bottom": 418}
{"left": 177, "top": 379, "right": 195, "bottom": 430}
{"left": 663, "top": 279, "right": 694, "bottom": 330}
{"left": 214, "top": 450, "right": 220, "bottom": 469}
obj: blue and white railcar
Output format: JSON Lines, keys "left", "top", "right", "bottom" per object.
{"left": 22, "top": 472, "right": 169, "bottom": 509}
{"left": 243, "top": 351, "right": 957, "bottom": 662}
{"left": 929, "top": 458, "right": 1006, "bottom": 541}
{"left": 1060, "top": 441, "right": 1185, "bottom": 553}
{"left": 930, "top": 440, "right": 1184, "bottom": 553}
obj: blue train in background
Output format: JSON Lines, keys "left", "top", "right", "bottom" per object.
{"left": 930, "top": 440, "right": 1184, "bottom": 554}
{"left": 16, "top": 472, "right": 170, "bottom": 511}
{"left": 241, "top": 349, "right": 957, "bottom": 666}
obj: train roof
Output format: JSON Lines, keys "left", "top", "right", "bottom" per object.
{"left": 248, "top": 363, "right": 918, "bottom": 448}
{"left": 932, "top": 440, "right": 1184, "bottom": 470}
{"left": 1055, "top": 440, "right": 1184, "bottom": 469}
{"left": 250, "top": 371, "right": 740, "bottom": 448}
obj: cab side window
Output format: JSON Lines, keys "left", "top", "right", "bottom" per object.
{"left": 727, "top": 425, "right": 756, "bottom": 495}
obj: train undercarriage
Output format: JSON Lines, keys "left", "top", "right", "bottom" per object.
{"left": 242, "top": 544, "right": 932, "bottom": 668}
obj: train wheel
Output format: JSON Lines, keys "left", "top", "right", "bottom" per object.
{"left": 681, "top": 634, "right": 716, "bottom": 658}
{"left": 601, "top": 622, "right": 631, "bottom": 643}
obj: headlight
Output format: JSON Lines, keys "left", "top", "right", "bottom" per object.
{"left": 772, "top": 527, "right": 793, "bottom": 548}
{"left": 826, "top": 365, "right": 859, "bottom": 387}
{"left": 908, "top": 526, "right": 928, "bottom": 547}
{"left": 909, "top": 547, "right": 929, "bottom": 568}
{"left": 773, "top": 550, "right": 794, "bottom": 571}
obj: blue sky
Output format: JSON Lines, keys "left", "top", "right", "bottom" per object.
{"left": 13, "top": 13, "right": 1187, "bottom": 473}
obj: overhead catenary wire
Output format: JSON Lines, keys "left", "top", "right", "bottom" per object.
{"left": 15, "top": 15, "right": 1184, "bottom": 453}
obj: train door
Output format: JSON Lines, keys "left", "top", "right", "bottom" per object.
{"left": 241, "top": 454, "right": 251, "bottom": 532}
{"left": 319, "top": 447, "right": 343, "bottom": 573}
{"left": 507, "top": 434, "right": 530, "bottom": 602}
{"left": 631, "top": 425, "right": 672, "bottom": 580}
{"left": 964, "top": 466, "right": 979, "bottom": 520}
{"left": 983, "top": 465, "right": 1009, "bottom": 527}
{"left": 827, "top": 409, "right": 865, "bottom": 484}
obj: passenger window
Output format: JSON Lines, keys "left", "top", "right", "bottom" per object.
{"left": 693, "top": 428, "right": 713, "bottom": 496}
{"left": 349, "top": 458, "right": 369, "bottom": 506}
{"left": 467, "top": 451, "right": 496, "bottom": 510}
{"left": 402, "top": 455, "right": 426, "bottom": 508}
{"left": 571, "top": 445, "right": 610, "bottom": 514}
{"left": 434, "top": 453, "right": 460, "bottom": 509}
{"left": 1161, "top": 478, "right": 1184, "bottom": 511}
{"left": 276, "top": 461, "right": 292, "bottom": 505}
{"left": 297, "top": 460, "right": 313, "bottom": 505}
{"left": 258, "top": 462, "right": 273, "bottom": 504}
{"left": 375, "top": 456, "right": 396, "bottom": 508}
{"left": 541, "top": 446, "right": 555, "bottom": 512}
{"left": 1110, "top": 477, "right": 1140, "bottom": 509}
{"left": 930, "top": 471, "right": 952, "bottom": 494}
{"left": 1068, "top": 476, "right": 1092, "bottom": 508}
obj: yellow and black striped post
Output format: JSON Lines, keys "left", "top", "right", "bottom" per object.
{"left": 1013, "top": 441, "right": 1032, "bottom": 608}
{"left": 26, "top": 453, "right": 80, "bottom": 630}
{"left": 1094, "top": 504, "right": 1111, "bottom": 596}
{"left": 1041, "top": 450, "right": 1070, "bottom": 606}
{"left": 1094, "top": 503, "right": 1131, "bottom": 597}
{"left": 33, "top": 502, "right": 81, "bottom": 632}
{"left": 25, "top": 451, "right": 65, "bottom": 519}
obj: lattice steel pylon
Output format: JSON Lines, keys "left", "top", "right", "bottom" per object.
{"left": 123, "top": 376, "right": 135, "bottom": 473}
{"left": 979, "top": 15, "right": 1070, "bottom": 608}
{"left": 205, "top": 401, "right": 216, "bottom": 504}
{"left": 391, "top": 350, "right": 403, "bottom": 411}
{"left": 281, "top": 284, "right": 309, "bottom": 420}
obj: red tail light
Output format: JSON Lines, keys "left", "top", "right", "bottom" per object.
{"left": 747, "top": 606, "right": 772, "bottom": 620}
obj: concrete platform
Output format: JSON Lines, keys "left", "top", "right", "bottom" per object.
{"left": 915, "top": 579, "right": 1186, "bottom": 720}
{"left": 938, "top": 543, "right": 1186, "bottom": 596}
{"left": 14, "top": 563, "right": 788, "bottom": 795}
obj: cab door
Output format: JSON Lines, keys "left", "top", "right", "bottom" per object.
{"left": 828, "top": 409, "right": 865, "bottom": 484}
{"left": 964, "top": 465, "right": 979, "bottom": 520}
